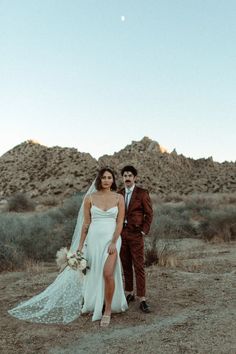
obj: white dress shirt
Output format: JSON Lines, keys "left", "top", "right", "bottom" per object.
{"left": 125, "top": 184, "right": 135, "bottom": 209}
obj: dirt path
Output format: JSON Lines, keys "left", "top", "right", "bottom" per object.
{"left": 1, "top": 240, "right": 235, "bottom": 354}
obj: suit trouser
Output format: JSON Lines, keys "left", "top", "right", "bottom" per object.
{"left": 120, "top": 229, "right": 145, "bottom": 297}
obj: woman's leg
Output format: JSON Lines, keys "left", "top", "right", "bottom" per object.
{"left": 103, "top": 251, "right": 117, "bottom": 315}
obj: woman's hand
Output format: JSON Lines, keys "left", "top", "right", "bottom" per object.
{"left": 108, "top": 242, "right": 116, "bottom": 255}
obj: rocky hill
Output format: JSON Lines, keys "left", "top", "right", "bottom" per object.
{"left": 99, "top": 137, "right": 236, "bottom": 195}
{"left": 0, "top": 138, "right": 235, "bottom": 199}
{"left": 0, "top": 141, "right": 98, "bottom": 199}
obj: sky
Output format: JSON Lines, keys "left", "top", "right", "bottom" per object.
{"left": 0, "top": 0, "right": 235, "bottom": 162}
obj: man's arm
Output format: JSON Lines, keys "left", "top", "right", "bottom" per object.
{"left": 142, "top": 190, "right": 153, "bottom": 235}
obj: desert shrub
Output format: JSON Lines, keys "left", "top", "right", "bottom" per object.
{"left": 147, "top": 202, "right": 197, "bottom": 267}
{"left": 198, "top": 206, "right": 236, "bottom": 241}
{"left": 145, "top": 237, "right": 180, "bottom": 269}
{"left": 0, "top": 214, "right": 25, "bottom": 271}
{"left": 60, "top": 193, "right": 84, "bottom": 219}
{"left": 183, "top": 193, "right": 215, "bottom": 213}
{"left": 162, "top": 193, "right": 184, "bottom": 203}
{"left": 146, "top": 193, "right": 236, "bottom": 267}
{"left": 150, "top": 193, "right": 163, "bottom": 205}
{"left": 150, "top": 203, "right": 197, "bottom": 243}
{"left": 8, "top": 193, "right": 36, "bottom": 212}
{"left": 2, "top": 191, "right": 235, "bottom": 271}
{"left": 40, "top": 196, "right": 59, "bottom": 207}
{"left": 0, "top": 193, "right": 83, "bottom": 271}
{"left": 144, "top": 237, "right": 158, "bottom": 266}
{"left": 156, "top": 241, "right": 178, "bottom": 267}
{"left": 16, "top": 214, "right": 57, "bottom": 260}
{"left": 145, "top": 247, "right": 158, "bottom": 266}
{"left": 220, "top": 193, "right": 236, "bottom": 205}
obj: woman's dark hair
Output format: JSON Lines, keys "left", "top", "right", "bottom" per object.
{"left": 95, "top": 167, "right": 117, "bottom": 191}
{"left": 121, "top": 165, "right": 138, "bottom": 177}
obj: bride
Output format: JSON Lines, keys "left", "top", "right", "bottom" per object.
{"left": 8, "top": 167, "right": 128, "bottom": 327}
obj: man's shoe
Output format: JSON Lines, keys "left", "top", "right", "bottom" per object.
{"left": 126, "top": 294, "right": 135, "bottom": 305}
{"left": 139, "top": 301, "right": 150, "bottom": 313}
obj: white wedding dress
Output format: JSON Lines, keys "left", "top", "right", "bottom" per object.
{"left": 82, "top": 204, "right": 128, "bottom": 321}
{"left": 8, "top": 190, "right": 127, "bottom": 324}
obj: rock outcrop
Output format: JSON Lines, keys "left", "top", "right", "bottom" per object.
{"left": 99, "top": 137, "right": 236, "bottom": 194}
{"left": 0, "top": 140, "right": 98, "bottom": 199}
{"left": 0, "top": 137, "right": 235, "bottom": 199}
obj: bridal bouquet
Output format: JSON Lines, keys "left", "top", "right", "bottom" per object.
{"left": 56, "top": 247, "right": 89, "bottom": 274}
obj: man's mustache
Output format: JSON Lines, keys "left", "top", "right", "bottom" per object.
{"left": 125, "top": 180, "right": 131, "bottom": 182}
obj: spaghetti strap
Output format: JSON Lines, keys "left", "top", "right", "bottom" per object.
{"left": 90, "top": 194, "right": 93, "bottom": 206}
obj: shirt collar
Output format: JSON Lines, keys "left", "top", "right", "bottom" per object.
{"left": 125, "top": 184, "right": 135, "bottom": 193}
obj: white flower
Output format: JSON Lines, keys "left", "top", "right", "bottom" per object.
{"left": 66, "top": 251, "right": 74, "bottom": 259}
{"left": 77, "top": 259, "right": 87, "bottom": 270}
{"left": 68, "top": 257, "right": 78, "bottom": 268}
{"left": 56, "top": 247, "right": 89, "bottom": 273}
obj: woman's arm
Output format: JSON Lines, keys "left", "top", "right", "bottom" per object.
{"left": 108, "top": 194, "right": 125, "bottom": 254}
{"left": 77, "top": 196, "right": 91, "bottom": 252}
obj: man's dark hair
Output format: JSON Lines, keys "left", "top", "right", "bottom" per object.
{"left": 121, "top": 165, "right": 138, "bottom": 177}
{"left": 95, "top": 167, "right": 117, "bottom": 191}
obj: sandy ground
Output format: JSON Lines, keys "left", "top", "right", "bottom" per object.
{"left": 1, "top": 239, "right": 235, "bottom": 354}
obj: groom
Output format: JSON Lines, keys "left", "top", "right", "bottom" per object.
{"left": 119, "top": 165, "right": 153, "bottom": 313}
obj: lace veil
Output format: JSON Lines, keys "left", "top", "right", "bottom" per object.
{"left": 8, "top": 180, "right": 97, "bottom": 324}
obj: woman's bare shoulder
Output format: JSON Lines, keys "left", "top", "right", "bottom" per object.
{"left": 112, "top": 191, "right": 120, "bottom": 197}
{"left": 84, "top": 193, "right": 95, "bottom": 204}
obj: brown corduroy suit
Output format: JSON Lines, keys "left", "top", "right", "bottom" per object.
{"left": 119, "top": 186, "right": 153, "bottom": 297}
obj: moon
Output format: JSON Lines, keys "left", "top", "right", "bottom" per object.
{"left": 121, "top": 16, "right": 125, "bottom": 22}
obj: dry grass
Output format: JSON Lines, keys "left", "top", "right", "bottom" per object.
{"left": 24, "top": 259, "right": 45, "bottom": 273}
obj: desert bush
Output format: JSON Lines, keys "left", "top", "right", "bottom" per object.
{"left": 147, "top": 202, "right": 196, "bottom": 267}
{"left": 149, "top": 193, "right": 163, "bottom": 205}
{"left": 184, "top": 192, "right": 236, "bottom": 211}
{"left": 220, "top": 193, "right": 236, "bottom": 205}
{"left": 146, "top": 193, "right": 236, "bottom": 267}
{"left": 8, "top": 193, "right": 36, "bottom": 212}
{"left": 145, "top": 237, "right": 180, "bottom": 268}
{"left": 0, "top": 214, "right": 25, "bottom": 270}
{"left": 150, "top": 203, "right": 197, "bottom": 242}
{"left": 151, "top": 194, "right": 236, "bottom": 243}
{"left": 60, "top": 193, "right": 84, "bottom": 219}
{"left": 0, "top": 193, "right": 83, "bottom": 271}
{"left": 144, "top": 237, "right": 158, "bottom": 266}
{"left": 198, "top": 206, "right": 236, "bottom": 241}
{"left": 1, "top": 191, "right": 235, "bottom": 271}
{"left": 183, "top": 193, "right": 215, "bottom": 212}
{"left": 162, "top": 192, "right": 185, "bottom": 203}
{"left": 40, "top": 196, "right": 59, "bottom": 207}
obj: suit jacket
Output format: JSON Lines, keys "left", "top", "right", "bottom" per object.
{"left": 119, "top": 185, "right": 153, "bottom": 235}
